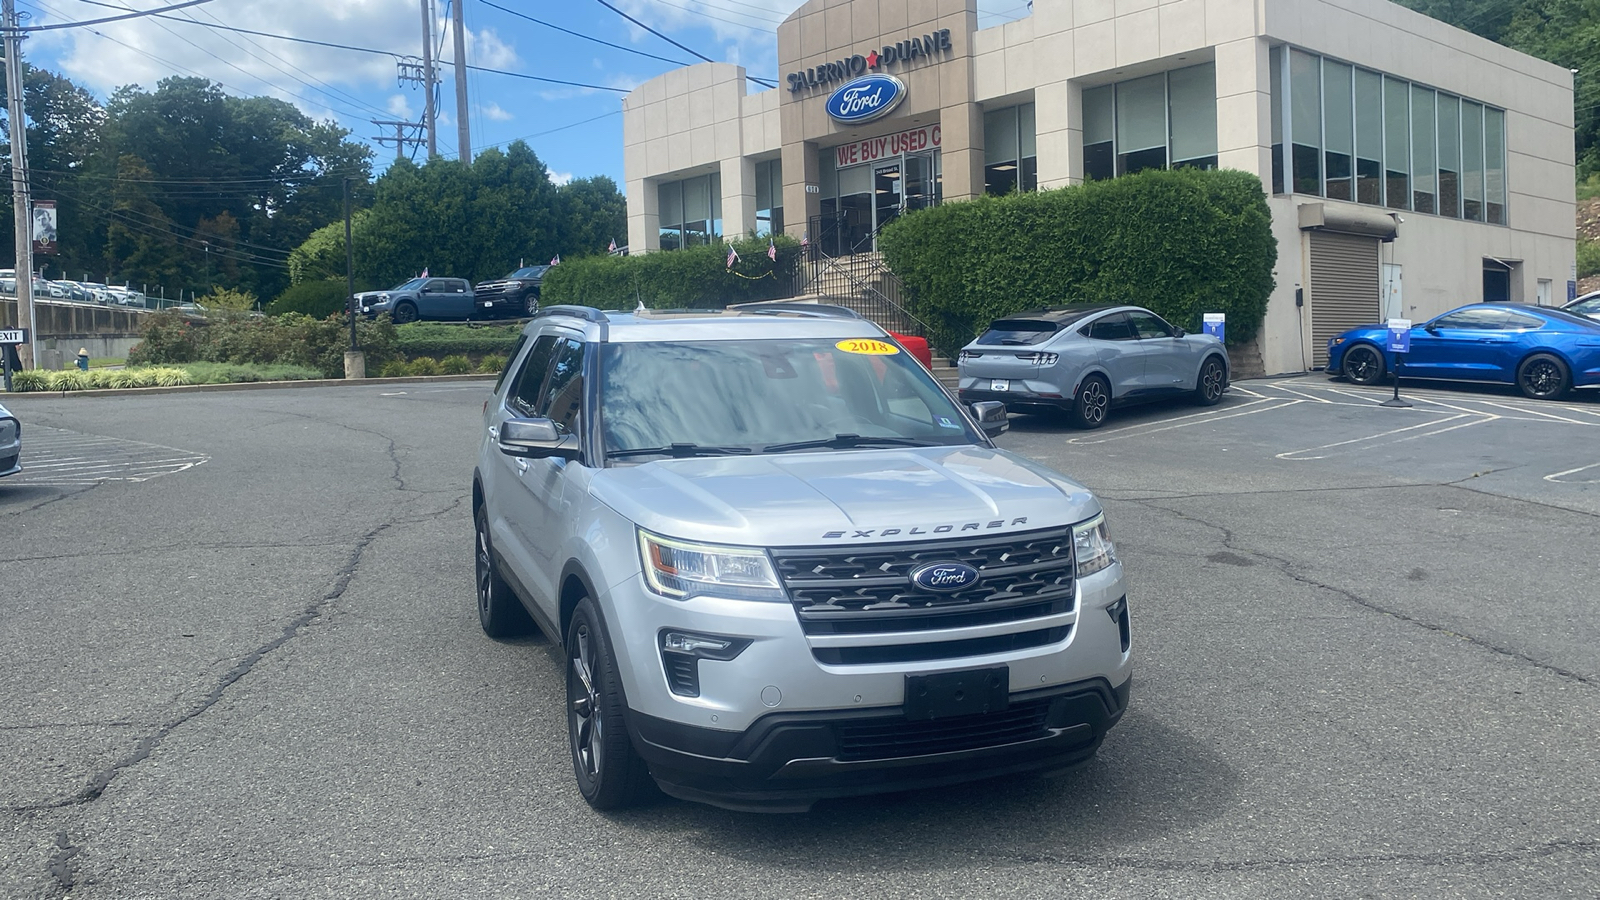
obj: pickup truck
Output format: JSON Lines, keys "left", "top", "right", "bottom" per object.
{"left": 358, "top": 277, "right": 475, "bottom": 323}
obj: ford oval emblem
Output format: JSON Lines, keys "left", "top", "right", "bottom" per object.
{"left": 910, "top": 561, "right": 981, "bottom": 593}
{"left": 825, "top": 75, "right": 906, "bottom": 125}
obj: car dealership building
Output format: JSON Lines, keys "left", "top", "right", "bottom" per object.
{"left": 621, "top": 0, "right": 1575, "bottom": 374}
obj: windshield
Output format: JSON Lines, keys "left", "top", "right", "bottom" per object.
{"left": 509, "top": 266, "right": 548, "bottom": 279}
{"left": 1568, "top": 296, "right": 1600, "bottom": 314}
{"left": 600, "top": 338, "right": 981, "bottom": 456}
{"left": 390, "top": 278, "right": 426, "bottom": 291}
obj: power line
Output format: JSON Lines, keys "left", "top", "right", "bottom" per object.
{"left": 11, "top": 0, "right": 214, "bottom": 32}
{"left": 478, "top": 0, "right": 690, "bottom": 68}
{"left": 589, "top": 0, "right": 776, "bottom": 88}
{"left": 461, "top": 62, "right": 629, "bottom": 92}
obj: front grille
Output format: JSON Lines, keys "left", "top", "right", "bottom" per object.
{"left": 813, "top": 625, "right": 1072, "bottom": 666}
{"left": 772, "top": 527, "right": 1076, "bottom": 639}
{"left": 835, "top": 699, "right": 1053, "bottom": 761}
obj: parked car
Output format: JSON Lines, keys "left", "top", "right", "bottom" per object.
{"left": 475, "top": 303, "right": 1130, "bottom": 811}
{"left": 957, "top": 304, "right": 1231, "bottom": 428}
{"left": 1564, "top": 291, "right": 1600, "bottom": 321}
{"left": 51, "top": 281, "right": 92, "bottom": 303}
{"left": 1327, "top": 302, "right": 1600, "bottom": 400}
{"left": 0, "top": 402, "right": 19, "bottom": 479}
{"left": 357, "top": 277, "right": 475, "bottom": 323}
{"left": 473, "top": 266, "right": 547, "bottom": 318}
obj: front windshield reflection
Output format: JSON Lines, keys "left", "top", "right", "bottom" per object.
{"left": 600, "top": 339, "right": 978, "bottom": 456}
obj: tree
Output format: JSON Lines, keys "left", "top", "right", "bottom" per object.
{"left": 560, "top": 176, "right": 627, "bottom": 254}
{"left": 104, "top": 155, "right": 185, "bottom": 289}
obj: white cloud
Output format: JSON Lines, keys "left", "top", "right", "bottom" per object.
{"left": 549, "top": 171, "right": 574, "bottom": 186}
{"left": 386, "top": 94, "right": 415, "bottom": 118}
{"left": 482, "top": 102, "right": 513, "bottom": 122}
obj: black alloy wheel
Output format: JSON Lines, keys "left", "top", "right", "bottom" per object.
{"left": 1342, "top": 344, "right": 1385, "bottom": 386}
{"left": 1516, "top": 353, "right": 1570, "bottom": 400}
{"left": 1194, "top": 356, "right": 1226, "bottom": 406}
{"left": 392, "top": 301, "right": 419, "bottom": 324}
{"left": 566, "top": 598, "right": 653, "bottom": 810}
{"left": 1071, "top": 375, "right": 1111, "bottom": 429}
{"left": 475, "top": 504, "right": 533, "bottom": 638}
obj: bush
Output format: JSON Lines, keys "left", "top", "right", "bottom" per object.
{"left": 1579, "top": 238, "right": 1600, "bottom": 279}
{"left": 9, "top": 370, "right": 50, "bottom": 391}
{"left": 440, "top": 354, "right": 473, "bottom": 375}
{"left": 49, "top": 370, "right": 94, "bottom": 391}
{"left": 200, "top": 287, "right": 260, "bottom": 312}
{"left": 477, "top": 353, "right": 507, "bottom": 374}
{"left": 878, "top": 168, "right": 1278, "bottom": 354}
{"left": 406, "top": 357, "right": 443, "bottom": 376}
{"left": 127, "top": 310, "right": 399, "bottom": 378}
{"left": 394, "top": 322, "right": 522, "bottom": 359}
{"left": 267, "top": 278, "right": 353, "bottom": 318}
{"left": 378, "top": 360, "right": 410, "bottom": 378}
{"left": 542, "top": 235, "right": 802, "bottom": 309}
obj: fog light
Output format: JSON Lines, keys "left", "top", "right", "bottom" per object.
{"left": 659, "top": 630, "right": 751, "bottom": 698}
{"left": 1106, "top": 596, "right": 1131, "bottom": 653}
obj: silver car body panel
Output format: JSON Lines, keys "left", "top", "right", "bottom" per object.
{"left": 0, "top": 404, "right": 20, "bottom": 478}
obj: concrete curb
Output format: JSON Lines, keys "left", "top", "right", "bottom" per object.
{"left": 0, "top": 373, "right": 496, "bottom": 400}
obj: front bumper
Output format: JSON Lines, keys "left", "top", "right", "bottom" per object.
{"left": 630, "top": 676, "right": 1130, "bottom": 812}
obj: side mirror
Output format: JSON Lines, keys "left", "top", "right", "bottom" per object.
{"left": 499, "top": 417, "right": 580, "bottom": 461}
{"left": 1172, "top": 328, "right": 1186, "bottom": 338}
{"left": 970, "top": 400, "right": 1009, "bottom": 438}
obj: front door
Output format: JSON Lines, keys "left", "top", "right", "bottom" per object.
{"left": 873, "top": 163, "right": 902, "bottom": 241}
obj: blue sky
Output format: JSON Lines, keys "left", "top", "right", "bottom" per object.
{"left": 20, "top": 0, "right": 1030, "bottom": 191}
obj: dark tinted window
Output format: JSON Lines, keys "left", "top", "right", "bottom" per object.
{"left": 1539, "top": 308, "right": 1600, "bottom": 330}
{"left": 977, "top": 320, "right": 1057, "bottom": 345}
{"left": 1431, "top": 308, "right": 1505, "bottom": 330}
{"left": 509, "top": 335, "right": 560, "bottom": 417}
{"left": 1086, "top": 313, "right": 1136, "bottom": 341}
{"left": 495, "top": 335, "right": 529, "bottom": 394}
{"left": 1502, "top": 310, "right": 1544, "bottom": 329}
{"left": 1127, "top": 310, "right": 1175, "bottom": 338}
{"left": 540, "top": 339, "right": 586, "bottom": 434}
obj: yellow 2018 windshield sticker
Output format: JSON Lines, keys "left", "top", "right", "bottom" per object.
{"left": 835, "top": 339, "right": 900, "bottom": 355}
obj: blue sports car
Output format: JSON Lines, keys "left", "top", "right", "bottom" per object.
{"left": 1326, "top": 303, "right": 1600, "bottom": 400}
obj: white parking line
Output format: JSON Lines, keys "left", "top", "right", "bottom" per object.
{"left": 1545, "top": 462, "right": 1600, "bottom": 484}
{"left": 1276, "top": 413, "right": 1487, "bottom": 460}
{"left": 10, "top": 426, "right": 209, "bottom": 486}
{"left": 1067, "top": 399, "right": 1303, "bottom": 444}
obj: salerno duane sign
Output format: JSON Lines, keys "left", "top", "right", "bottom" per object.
{"left": 787, "top": 29, "right": 954, "bottom": 93}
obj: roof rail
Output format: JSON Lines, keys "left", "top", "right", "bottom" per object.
{"left": 727, "top": 301, "right": 863, "bottom": 319}
{"left": 533, "top": 305, "right": 610, "bottom": 324}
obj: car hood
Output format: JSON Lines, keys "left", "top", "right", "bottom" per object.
{"left": 588, "top": 446, "right": 1100, "bottom": 547}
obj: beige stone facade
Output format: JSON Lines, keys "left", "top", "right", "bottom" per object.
{"left": 622, "top": 0, "right": 1575, "bottom": 375}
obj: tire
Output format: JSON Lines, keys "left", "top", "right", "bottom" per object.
{"left": 393, "top": 301, "right": 419, "bottom": 324}
{"left": 566, "top": 597, "right": 654, "bottom": 810}
{"left": 522, "top": 294, "right": 538, "bottom": 318}
{"left": 1516, "top": 353, "right": 1570, "bottom": 400}
{"left": 1342, "top": 344, "right": 1385, "bottom": 386}
{"left": 1193, "top": 355, "right": 1227, "bottom": 406}
{"left": 1070, "top": 375, "right": 1112, "bottom": 429}
{"left": 475, "top": 503, "right": 534, "bottom": 638}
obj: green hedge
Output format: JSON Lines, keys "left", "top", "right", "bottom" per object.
{"left": 541, "top": 236, "right": 802, "bottom": 309}
{"left": 878, "top": 168, "right": 1277, "bottom": 354}
{"left": 267, "top": 278, "right": 355, "bottom": 318}
{"left": 394, "top": 322, "right": 523, "bottom": 359}
{"left": 127, "top": 310, "right": 399, "bottom": 378}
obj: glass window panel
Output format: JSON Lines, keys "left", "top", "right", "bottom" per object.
{"left": 985, "top": 164, "right": 1018, "bottom": 196}
{"left": 1085, "top": 142, "right": 1114, "bottom": 181}
{"left": 1485, "top": 107, "right": 1506, "bottom": 224}
{"left": 1084, "top": 85, "right": 1114, "bottom": 145}
{"left": 1384, "top": 76, "right": 1409, "bottom": 209}
{"left": 1019, "top": 103, "right": 1036, "bottom": 158}
{"left": 1116, "top": 73, "right": 1168, "bottom": 152}
{"left": 658, "top": 181, "right": 682, "bottom": 229}
{"left": 985, "top": 106, "right": 1019, "bottom": 164}
{"left": 755, "top": 160, "right": 773, "bottom": 211}
{"left": 838, "top": 162, "right": 872, "bottom": 196}
{"left": 1290, "top": 50, "right": 1322, "bottom": 194}
{"left": 710, "top": 173, "right": 722, "bottom": 227}
{"left": 1437, "top": 94, "right": 1460, "bottom": 217}
{"left": 819, "top": 148, "right": 838, "bottom": 198}
{"left": 1461, "top": 101, "right": 1484, "bottom": 221}
{"left": 1271, "top": 47, "right": 1285, "bottom": 194}
{"left": 1354, "top": 69, "right": 1383, "bottom": 205}
{"left": 1411, "top": 86, "right": 1436, "bottom": 214}
{"left": 1169, "top": 63, "right": 1218, "bottom": 165}
{"left": 1323, "top": 61, "right": 1354, "bottom": 201}
{"left": 684, "top": 175, "right": 710, "bottom": 223}
{"left": 1020, "top": 156, "right": 1037, "bottom": 191}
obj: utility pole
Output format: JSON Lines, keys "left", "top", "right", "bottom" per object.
{"left": 3, "top": 0, "right": 36, "bottom": 370}
{"left": 370, "top": 119, "right": 425, "bottom": 161}
{"left": 451, "top": 0, "right": 470, "bottom": 164}
{"left": 420, "top": 0, "right": 437, "bottom": 158}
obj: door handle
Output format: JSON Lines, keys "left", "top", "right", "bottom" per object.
{"left": 515, "top": 458, "right": 529, "bottom": 474}
{"left": 488, "top": 426, "right": 499, "bottom": 440}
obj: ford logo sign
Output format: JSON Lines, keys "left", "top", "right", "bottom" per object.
{"left": 909, "top": 561, "right": 981, "bottom": 593}
{"left": 825, "top": 75, "right": 906, "bottom": 124}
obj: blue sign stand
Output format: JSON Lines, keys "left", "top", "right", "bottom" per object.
{"left": 1202, "top": 313, "right": 1225, "bottom": 343}
{"left": 1381, "top": 318, "right": 1412, "bottom": 408}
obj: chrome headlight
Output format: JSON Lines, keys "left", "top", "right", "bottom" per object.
{"left": 1073, "top": 513, "right": 1117, "bottom": 577}
{"left": 638, "top": 530, "right": 786, "bottom": 602}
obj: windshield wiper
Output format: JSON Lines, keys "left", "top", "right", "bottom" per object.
{"left": 606, "top": 443, "right": 754, "bottom": 459}
{"left": 763, "top": 434, "right": 941, "bottom": 453}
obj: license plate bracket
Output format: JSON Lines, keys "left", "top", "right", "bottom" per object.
{"left": 904, "top": 666, "right": 1009, "bottom": 721}
{"left": 991, "top": 379, "right": 1009, "bottom": 392}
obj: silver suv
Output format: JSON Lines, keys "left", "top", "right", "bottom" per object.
{"left": 472, "top": 304, "right": 1132, "bottom": 812}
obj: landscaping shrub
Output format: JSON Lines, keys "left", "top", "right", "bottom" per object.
{"left": 878, "top": 168, "right": 1278, "bottom": 354}
{"left": 1579, "top": 238, "right": 1600, "bottom": 279}
{"left": 267, "top": 278, "right": 356, "bottom": 318}
{"left": 477, "top": 353, "right": 507, "bottom": 374}
{"left": 127, "top": 310, "right": 398, "bottom": 378}
{"left": 394, "top": 322, "right": 521, "bottom": 359}
{"left": 541, "top": 235, "right": 802, "bottom": 309}
{"left": 49, "top": 370, "right": 93, "bottom": 391}
{"left": 406, "top": 357, "right": 443, "bottom": 376}
{"left": 378, "top": 360, "right": 410, "bottom": 378}
{"left": 8, "top": 370, "right": 50, "bottom": 391}
{"left": 440, "top": 354, "right": 473, "bottom": 375}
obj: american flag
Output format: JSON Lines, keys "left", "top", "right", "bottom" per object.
{"left": 420, "top": 267, "right": 428, "bottom": 277}
{"left": 550, "top": 254, "right": 560, "bottom": 266}
{"left": 726, "top": 245, "right": 740, "bottom": 268}
{"left": 768, "top": 239, "right": 777, "bottom": 261}
{"left": 608, "top": 238, "right": 617, "bottom": 253}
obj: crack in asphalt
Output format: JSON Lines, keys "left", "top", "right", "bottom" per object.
{"left": 1126, "top": 498, "right": 1598, "bottom": 688}
{"left": 0, "top": 540, "right": 339, "bottom": 565}
{"left": 46, "top": 830, "right": 80, "bottom": 893}
{"left": 0, "top": 484, "right": 98, "bottom": 515}
{"left": 264, "top": 408, "right": 412, "bottom": 492}
{"left": 0, "top": 721, "right": 138, "bottom": 731}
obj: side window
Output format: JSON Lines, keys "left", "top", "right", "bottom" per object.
{"left": 539, "top": 339, "right": 586, "bottom": 435}
{"left": 1127, "top": 311, "right": 1174, "bottom": 338}
{"left": 451, "top": 280, "right": 468, "bottom": 293}
{"left": 494, "top": 335, "right": 529, "bottom": 395}
{"left": 508, "top": 335, "right": 561, "bottom": 417}
{"left": 1086, "top": 313, "right": 1136, "bottom": 341}
{"left": 1501, "top": 311, "right": 1543, "bottom": 330}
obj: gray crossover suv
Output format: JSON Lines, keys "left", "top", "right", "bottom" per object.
{"left": 959, "top": 304, "right": 1230, "bottom": 428}
{"left": 473, "top": 304, "right": 1132, "bottom": 812}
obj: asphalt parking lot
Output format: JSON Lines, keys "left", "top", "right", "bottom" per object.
{"left": 1, "top": 377, "right": 1596, "bottom": 899}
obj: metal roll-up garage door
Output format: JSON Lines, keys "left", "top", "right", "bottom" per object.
{"left": 1308, "top": 231, "right": 1381, "bottom": 368}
